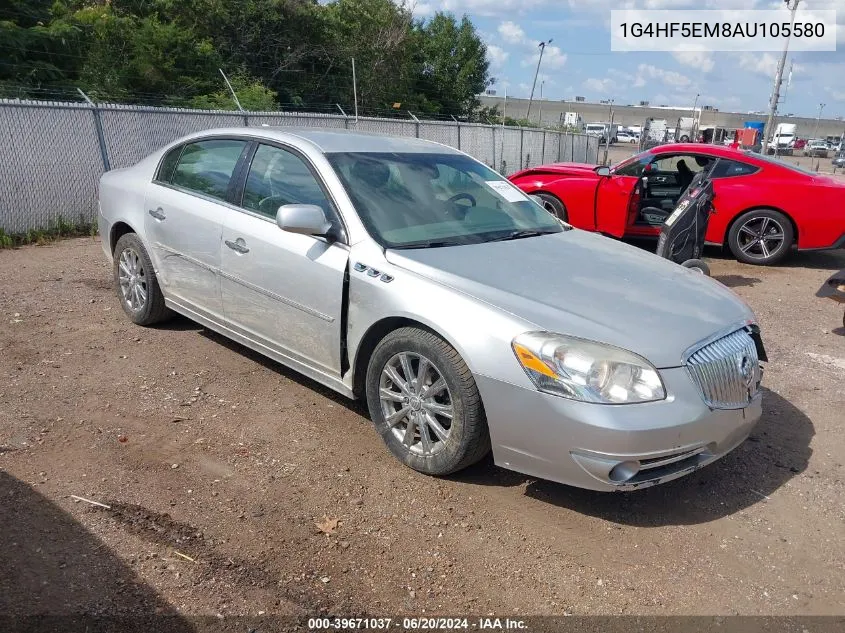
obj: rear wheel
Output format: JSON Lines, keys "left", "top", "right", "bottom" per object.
{"left": 682, "top": 259, "right": 710, "bottom": 276}
{"left": 113, "top": 233, "right": 172, "bottom": 326}
{"left": 365, "top": 327, "right": 490, "bottom": 476}
{"left": 727, "top": 209, "right": 794, "bottom": 265}
{"left": 534, "top": 192, "right": 568, "bottom": 222}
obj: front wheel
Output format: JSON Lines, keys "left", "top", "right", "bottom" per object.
{"left": 533, "top": 192, "right": 568, "bottom": 222}
{"left": 727, "top": 209, "right": 794, "bottom": 265}
{"left": 365, "top": 327, "right": 490, "bottom": 476}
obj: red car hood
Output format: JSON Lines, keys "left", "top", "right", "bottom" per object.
{"left": 509, "top": 162, "right": 599, "bottom": 180}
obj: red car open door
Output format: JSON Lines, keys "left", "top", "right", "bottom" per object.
{"left": 595, "top": 173, "right": 639, "bottom": 237}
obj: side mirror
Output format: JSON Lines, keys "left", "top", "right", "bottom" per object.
{"left": 275, "top": 204, "right": 332, "bottom": 237}
{"left": 595, "top": 166, "right": 610, "bottom": 177}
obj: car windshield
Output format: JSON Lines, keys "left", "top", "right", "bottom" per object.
{"left": 326, "top": 152, "right": 563, "bottom": 249}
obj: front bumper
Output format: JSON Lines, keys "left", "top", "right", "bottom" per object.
{"left": 476, "top": 367, "right": 762, "bottom": 492}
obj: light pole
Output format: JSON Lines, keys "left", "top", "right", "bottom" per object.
{"left": 812, "top": 102, "right": 825, "bottom": 141}
{"left": 526, "top": 39, "right": 553, "bottom": 122}
{"left": 691, "top": 93, "right": 700, "bottom": 140}
{"left": 762, "top": 0, "right": 800, "bottom": 154}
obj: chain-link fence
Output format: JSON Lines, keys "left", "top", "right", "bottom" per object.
{"left": 0, "top": 99, "right": 600, "bottom": 234}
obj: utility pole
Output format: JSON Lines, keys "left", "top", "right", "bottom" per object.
{"left": 351, "top": 57, "right": 358, "bottom": 123}
{"left": 762, "top": 0, "right": 800, "bottom": 154}
{"left": 526, "top": 39, "right": 552, "bottom": 122}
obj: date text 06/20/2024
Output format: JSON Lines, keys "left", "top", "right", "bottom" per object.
{"left": 307, "top": 617, "right": 528, "bottom": 630}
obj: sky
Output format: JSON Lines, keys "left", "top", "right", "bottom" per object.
{"left": 402, "top": 0, "right": 845, "bottom": 118}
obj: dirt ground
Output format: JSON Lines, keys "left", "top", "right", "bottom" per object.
{"left": 1, "top": 237, "right": 844, "bottom": 626}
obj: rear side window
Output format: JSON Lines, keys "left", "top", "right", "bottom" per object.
{"left": 170, "top": 139, "right": 248, "bottom": 200}
{"left": 711, "top": 159, "right": 758, "bottom": 179}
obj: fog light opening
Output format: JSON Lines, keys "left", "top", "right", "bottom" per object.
{"left": 609, "top": 460, "right": 641, "bottom": 483}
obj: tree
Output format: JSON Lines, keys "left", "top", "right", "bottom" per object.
{"left": 411, "top": 13, "right": 491, "bottom": 117}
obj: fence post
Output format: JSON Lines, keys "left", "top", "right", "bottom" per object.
{"left": 541, "top": 131, "right": 546, "bottom": 165}
{"left": 584, "top": 137, "right": 590, "bottom": 164}
{"left": 336, "top": 104, "right": 350, "bottom": 130}
{"left": 557, "top": 132, "right": 562, "bottom": 162}
{"left": 77, "top": 89, "right": 111, "bottom": 172}
{"left": 519, "top": 126, "right": 525, "bottom": 170}
{"left": 491, "top": 125, "right": 496, "bottom": 171}
{"left": 451, "top": 115, "right": 462, "bottom": 151}
{"left": 408, "top": 111, "right": 420, "bottom": 138}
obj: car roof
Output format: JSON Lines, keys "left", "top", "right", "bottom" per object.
{"left": 177, "top": 126, "right": 463, "bottom": 155}
{"left": 650, "top": 143, "right": 746, "bottom": 159}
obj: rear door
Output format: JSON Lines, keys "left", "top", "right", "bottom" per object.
{"left": 143, "top": 138, "right": 249, "bottom": 321}
{"left": 220, "top": 142, "right": 349, "bottom": 376}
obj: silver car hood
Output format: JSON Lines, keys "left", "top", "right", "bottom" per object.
{"left": 385, "top": 230, "right": 754, "bottom": 368}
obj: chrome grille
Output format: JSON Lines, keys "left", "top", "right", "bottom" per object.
{"left": 685, "top": 328, "right": 761, "bottom": 410}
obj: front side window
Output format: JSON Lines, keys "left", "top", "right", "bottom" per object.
{"left": 613, "top": 153, "right": 651, "bottom": 177}
{"left": 326, "top": 152, "right": 562, "bottom": 248}
{"left": 170, "top": 139, "right": 247, "bottom": 200}
{"left": 241, "top": 144, "right": 333, "bottom": 218}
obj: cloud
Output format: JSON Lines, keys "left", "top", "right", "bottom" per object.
{"left": 672, "top": 51, "right": 715, "bottom": 73}
{"left": 632, "top": 64, "right": 692, "bottom": 88}
{"left": 497, "top": 21, "right": 525, "bottom": 44}
{"left": 736, "top": 52, "right": 780, "bottom": 77}
{"left": 826, "top": 87, "right": 845, "bottom": 102}
{"left": 584, "top": 77, "right": 614, "bottom": 93}
{"left": 521, "top": 45, "right": 568, "bottom": 69}
{"left": 486, "top": 44, "right": 510, "bottom": 68}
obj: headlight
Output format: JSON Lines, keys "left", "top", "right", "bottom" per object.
{"left": 512, "top": 332, "right": 666, "bottom": 404}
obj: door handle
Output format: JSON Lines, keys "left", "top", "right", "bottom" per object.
{"left": 148, "top": 208, "right": 166, "bottom": 221}
{"left": 224, "top": 238, "right": 249, "bottom": 254}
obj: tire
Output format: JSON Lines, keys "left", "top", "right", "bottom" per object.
{"left": 682, "top": 259, "right": 710, "bottom": 276}
{"left": 534, "top": 192, "right": 568, "bottom": 222}
{"left": 113, "top": 233, "right": 172, "bottom": 326}
{"left": 727, "top": 209, "right": 794, "bottom": 265}
{"left": 680, "top": 135, "right": 690, "bottom": 143}
{"left": 365, "top": 327, "right": 491, "bottom": 476}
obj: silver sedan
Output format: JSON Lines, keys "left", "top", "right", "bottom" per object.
{"left": 98, "top": 127, "right": 766, "bottom": 491}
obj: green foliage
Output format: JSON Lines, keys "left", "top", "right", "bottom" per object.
{"left": 0, "top": 0, "right": 492, "bottom": 118}
{"left": 0, "top": 215, "right": 96, "bottom": 248}
{"left": 190, "top": 73, "right": 279, "bottom": 111}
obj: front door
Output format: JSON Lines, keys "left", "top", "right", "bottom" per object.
{"left": 220, "top": 142, "right": 348, "bottom": 376}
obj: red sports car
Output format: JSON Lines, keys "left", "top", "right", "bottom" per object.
{"left": 508, "top": 143, "right": 845, "bottom": 265}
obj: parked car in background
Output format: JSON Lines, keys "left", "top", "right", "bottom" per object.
{"left": 509, "top": 142, "right": 845, "bottom": 265}
{"left": 98, "top": 127, "right": 767, "bottom": 491}
{"left": 803, "top": 139, "right": 829, "bottom": 158}
{"left": 616, "top": 130, "right": 639, "bottom": 143}
{"left": 793, "top": 138, "right": 807, "bottom": 151}
{"left": 833, "top": 149, "right": 845, "bottom": 168}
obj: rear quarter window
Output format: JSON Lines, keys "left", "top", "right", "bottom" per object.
{"left": 155, "top": 145, "right": 184, "bottom": 183}
{"left": 712, "top": 159, "right": 759, "bottom": 178}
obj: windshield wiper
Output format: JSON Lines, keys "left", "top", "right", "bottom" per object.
{"left": 485, "top": 229, "right": 560, "bottom": 243}
{"left": 389, "top": 239, "right": 468, "bottom": 250}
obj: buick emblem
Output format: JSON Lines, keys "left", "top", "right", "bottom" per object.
{"left": 739, "top": 354, "right": 756, "bottom": 398}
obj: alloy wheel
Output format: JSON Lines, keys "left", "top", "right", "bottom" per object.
{"left": 118, "top": 247, "right": 148, "bottom": 311}
{"left": 378, "top": 352, "right": 454, "bottom": 457}
{"left": 736, "top": 216, "right": 786, "bottom": 262}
